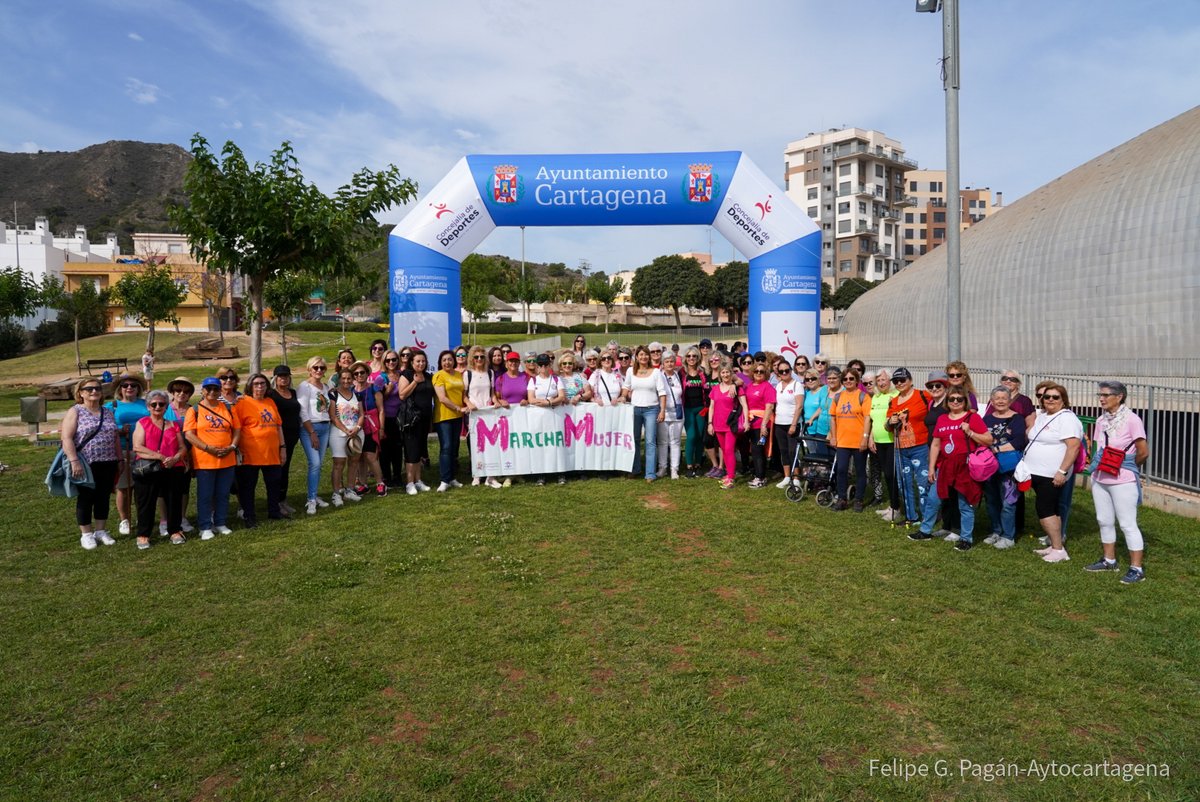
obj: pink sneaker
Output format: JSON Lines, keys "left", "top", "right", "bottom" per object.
{"left": 1042, "top": 549, "right": 1070, "bottom": 563}
{"left": 1034, "top": 546, "right": 1054, "bottom": 556}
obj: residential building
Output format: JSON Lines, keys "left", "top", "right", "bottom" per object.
{"left": 901, "top": 169, "right": 1003, "bottom": 264}
{"left": 784, "top": 128, "right": 916, "bottom": 290}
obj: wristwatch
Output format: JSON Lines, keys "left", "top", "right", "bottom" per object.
{"left": 1056, "top": 468, "right": 1068, "bottom": 476}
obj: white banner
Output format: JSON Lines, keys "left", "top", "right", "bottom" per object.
{"left": 468, "top": 404, "right": 635, "bottom": 476}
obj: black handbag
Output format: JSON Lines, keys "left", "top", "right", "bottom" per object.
{"left": 132, "top": 419, "right": 167, "bottom": 479}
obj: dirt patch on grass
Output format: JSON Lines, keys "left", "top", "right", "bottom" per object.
{"left": 669, "top": 660, "right": 693, "bottom": 672}
{"left": 499, "top": 664, "right": 527, "bottom": 688}
{"left": 1094, "top": 628, "right": 1121, "bottom": 639}
{"left": 302, "top": 733, "right": 329, "bottom": 745}
{"left": 642, "top": 493, "right": 676, "bottom": 511}
{"left": 589, "top": 667, "right": 614, "bottom": 694}
{"left": 713, "top": 586, "right": 739, "bottom": 601}
{"left": 1061, "top": 611, "right": 1088, "bottom": 622}
{"left": 817, "top": 746, "right": 866, "bottom": 773}
{"left": 671, "top": 528, "right": 712, "bottom": 559}
{"left": 385, "top": 710, "right": 433, "bottom": 744}
{"left": 381, "top": 686, "right": 398, "bottom": 699}
{"left": 191, "top": 773, "right": 237, "bottom": 801}
{"left": 709, "top": 675, "right": 747, "bottom": 699}
{"left": 600, "top": 579, "right": 634, "bottom": 597}
{"left": 857, "top": 676, "right": 880, "bottom": 699}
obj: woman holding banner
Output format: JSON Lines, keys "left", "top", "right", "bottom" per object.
{"left": 589, "top": 352, "right": 624, "bottom": 407}
{"left": 463, "top": 345, "right": 501, "bottom": 488}
{"left": 527, "top": 353, "right": 566, "bottom": 486}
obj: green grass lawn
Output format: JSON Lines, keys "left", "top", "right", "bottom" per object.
{"left": 0, "top": 437, "right": 1196, "bottom": 801}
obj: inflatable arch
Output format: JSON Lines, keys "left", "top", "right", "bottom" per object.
{"left": 389, "top": 152, "right": 821, "bottom": 358}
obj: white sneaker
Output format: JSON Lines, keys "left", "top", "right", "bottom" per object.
{"left": 118, "top": 519, "right": 131, "bottom": 536}
{"left": 558, "top": 476, "right": 567, "bottom": 485}
{"left": 180, "top": 517, "right": 194, "bottom": 533}
{"left": 502, "top": 478, "right": 512, "bottom": 488}
{"left": 486, "top": 478, "right": 502, "bottom": 489}
{"left": 471, "top": 477, "right": 482, "bottom": 487}
{"left": 200, "top": 529, "right": 215, "bottom": 541}
{"left": 96, "top": 530, "right": 116, "bottom": 546}
{"left": 80, "top": 532, "right": 97, "bottom": 550}
{"left": 415, "top": 481, "right": 432, "bottom": 492}
{"left": 406, "top": 483, "right": 418, "bottom": 496}
{"left": 1042, "top": 549, "right": 1070, "bottom": 563}
{"left": 436, "top": 481, "right": 450, "bottom": 492}
{"left": 992, "top": 537, "right": 1015, "bottom": 550}
{"left": 449, "top": 480, "right": 463, "bottom": 488}
{"left": 880, "top": 509, "right": 896, "bottom": 522}
{"left": 332, "top": 492, "right": 344, "bottom": 507}
{"left": 942, "top": 532, "right": 960, "bottom": 542}
{"left": 671, "top": 470, "right": 679, "bottom": 480}
{"left": 159, "top": 522, "right": 169, "bottom": 537}
{"left": 342, "top": 489, "right": 361, "bottom": 502}
{"left": 215, "top": 526, "right": 233, "bottom": 536}
{"left": 983, "top": 534, "right": 1000, "bottom": 546}
{"left": 875, "top": 507, "right": 890, "bottom": 516}
{"left": 776, "top": 477, "right": 792, "bottom": 489}
{"left": 314, "top": 496, "right": 330, "bottom": 508}
{"left": 306, "top": 500, "right": 318, "bottom": 516}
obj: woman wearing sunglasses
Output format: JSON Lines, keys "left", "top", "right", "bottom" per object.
{"left": 463, "top": 346, "right": 502, "bottom": 488}
{"left": 106, "top": 372, "right": 149, "bottom": 537}
{"left": 802, "top": 367, "right": 836, "bottom": 460}
{"left": 184, "top": 377, "right": 241, "bottom": 541}
{"left": 61, "top": 378, "right": 122, "bottom": 549}
{"left": 571, "top": 335, "right": 587, "bottom": 361}
{"left": 1026, "top": 384, "right": 1083, "bottom": 564}
{"left": 680, "top": 347, "right": 709, "bottom": 478}
{"left": 367, "top": 339, "right": 389, "bottom": 378}
{"left": 232, "top": 373, "right": 286, "bottom": 525}
{"left": 375, "top": 350, "right": 406, "bottom": 489}
{"left": 770, "top": 360, "right": 802, "bottom": 488}
{"left": 945, "top": 361, "right": 979, "bottom": 412}
{"left": 432, "top": 350, "right": 466, "bottom": 492}
{"left": 328, "top": 365, "right": 365, "bottom": 505}
{"left": 1085, "top": 381, "right": 1149, "bottom": 583}
{"left": 267, "top": 367, "right": 300, "bottom": 516}
{"left": 623, "top": 345, "right": 666, "bottom": 482}
{"left": 352, "top": 361, "right": 385, "bottom": 497}
{"left": 744, "top": 363, "right": 777, "bottom": 488}
{"left": 910, "top": 389, "right": 992, "bottom": 549}
{"left": 131, "top": 389, "right": 191, "bottom": 549}
{"left": 828, "top": 369, "right": 872, "bottom": 511}
{"left": 867, "top": 369, "right": 901, "bottom": 518}
{"left": 298, "top": 356, "right": 333, "bottom": 514}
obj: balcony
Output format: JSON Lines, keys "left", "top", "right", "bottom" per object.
{"left": 893, "top": 195, "right": 916, "bottom": 207}
{"left": 854, "top": 222, "right": 880, "bottom": 236}
{"left": 831, "top": 142, "right": 919, "bottom": 169}
{"left": 880, "top": 208, "right": 900, "bottom": 221}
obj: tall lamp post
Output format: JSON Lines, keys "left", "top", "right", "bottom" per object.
{"left": 520, "top": 225, "right": 528, "bottom": 334}
{"left": 917, "top": 0, "right": 961, "bottom": 362}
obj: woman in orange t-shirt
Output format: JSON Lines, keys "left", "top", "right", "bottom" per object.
{"left": 233, "top": 373, "right": 286, "bottom": 525}
{"left": 828, "top": 370, "right": 872, "bottom": 511}
{"left": 184, "top": 377, "right": 241, "bottom": 540}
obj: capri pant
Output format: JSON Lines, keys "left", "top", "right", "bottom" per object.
{"left": 1092, "top": 481, "right": 1144, "bottom": 551}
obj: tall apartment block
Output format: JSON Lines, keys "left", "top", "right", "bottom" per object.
{"left": 783, "top": 128, "right": 917, "bottom": 289}
{"left": 901, "top": 169, "right": 1003, "bottom": 264}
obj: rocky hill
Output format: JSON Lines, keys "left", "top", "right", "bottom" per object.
{"left": 0, "top": 140, "right": 191, "bottom": 250}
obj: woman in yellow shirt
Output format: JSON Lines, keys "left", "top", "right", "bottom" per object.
{"left": 431, "top": 349, "right": 466, "bottom": 492}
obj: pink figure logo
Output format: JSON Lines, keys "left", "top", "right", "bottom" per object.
{"left": 411, "top": 329, "right": 428, "bottom": 349}
{"left": 755, "top": 194, "right": 773, "bottom": 220}
{"left": 430, "top": 202, "right": 453, "bottom": 219}
{"left": 778, "top": 329, "right": 799, "bottom": 361}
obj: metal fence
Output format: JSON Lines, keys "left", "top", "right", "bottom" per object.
{"left": 855, "top": 363, "right": 1200, "bottom": 495}
{"left": 594, "top": 326, "right": 748, "bottom": 348}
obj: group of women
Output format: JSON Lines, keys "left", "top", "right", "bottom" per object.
{"left": 56, "top": 338, "right": 1151, "bottom": 583}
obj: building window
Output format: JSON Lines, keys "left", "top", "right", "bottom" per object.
{"left": 875, "top": 165, "right": 884, "bottom": 178}
{"left": 838, "top": 163, "right": 851, "bottom": 176}
{"left": 918, "top": 228, "right": 926, "bottom": 239}
{"left": 838, "top": 181, "right": 850, "bottom": 195}
{"left": 807, "top": 207, "right": 818, "bottom": 218}
{"left": 909, "top": 180, "right": 918, "bottom": 192}
{"left": 979, "top": 199, "right": 987, "bottom": 208}
{"left": 933, "top": 211, "right": 946, "bottom": 223}
{"left": 904, "top": 228, "right": 914, "bottom": 239}
{"left": 919, "top": 213, "right": 927, "bottom": 224}
{"left": 919, "top": 245, "right": 927, "bottom": 255}
{"left": 884, "top": 223, "right": 893, "bottom": 236}
{"left": 839, "top": 260, "right": 852, "bottom": 273}
{"left": 933, "top": 228, "right": 946, "bottom": 239}
{"left": 904, "top": 244, "right": 915, "bottom": 256}
{"left": 857, "top": 202, "right": 867, "bottom": 214}
{"left": 838, "top": 201, "right": 850, "bottom": 214}
{"left": 857, "top": 260, "right": 867, "bottom": 274}
{"left": 930, "top": 181, "right": 943, "bottom": 192}
{"left": 839, "top": 240, "right": 852, "bottom": 253}
{"left": 967, "top": 199, "right": 977, "bottom": 208}
{"left": 168, "top": 243, "right": 184, "bottom": 254}
{"left": 904, "top": 213, "right": 914, "bottom": 224}
{"left": 837, "top": 220, "right": 851, "bottom": 233}
{"left": 807, "top": 187, "right": 818, "bottom": 200}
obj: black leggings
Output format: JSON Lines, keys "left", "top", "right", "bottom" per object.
{"left": 750, "top": 429, "right": 767, "bottom": 480}
{"left": 75, "top": 460, "right": 118, "bottom": 526}
{"left": 236, "top": 463, "right": 283, "bottom": 524}
{"left": 380, "top": 417, "right": 405, "bottom": 483}
{"left": 875, "top": 442, "right": 900, "bottom": 509}
{"left": 134, "top": 468, "right": 189, "bottom": 537}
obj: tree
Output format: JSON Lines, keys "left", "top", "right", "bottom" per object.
{"left": 830, "top": 278, "right": 875, "bottom": 311}
{"left": 460, "top": 254, "right": 508, "bottom": 298}
{"left": 110, "top": 262, "right": 187, "bottom": 351}
{"left": 40, "top": 276, "right": 110, "bottom": 370}
{"left": 0, "top": 267, "right": 39, "bottom": 321}
{"left": 629, "top": 254, "right": 710, "bottom": 334}
{"left": 193, "top": 268, "right": 233, "bottom": 344}
{"left": 263, "top": 270, "right": 318, "bottom": 366}
{"left": 513, "top": 272, "right": 540, "bottom": 335}
{"left": 585, "top": 272, "right": 625, "bottom": 333}
{"left": 821, "top": 281, "right": 834, "bottom": 310}
{"left": 461, "top": 282, "right": 491, "bottom": 343}
{"left": 711, "top": 260, "right": 749, "bottom": 325}
{"left": 170, "top": 134, "right": 417, "bottom": 375}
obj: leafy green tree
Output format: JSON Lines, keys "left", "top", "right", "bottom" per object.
{"left": 170, "top": 134, "right": 417, "bottom": 374}
{"left": 0, "top": 267, "right": 39, "bottom": 321}
{"left": 461, "top": 282, "right": 491, "bottom": 343}
{"left": 830, "top": 277, "right": 874, "bottom": 311}
{"left": 513, "top": 272, "right": 541, "bottom": 335}
{"left": 711, "top": 260, "right": 748, "bottom": 325}
{"left": 585, "top": 272, "right": 625, "bottom": 333}
{"left": 264, "top": 270, "right": 318, "bottom": 365}
{"left": 629, "top": 254, "right": 710, "bottom": 334}
{"left": 821, "top": 281, "right": 834, "bottom": 310}
{"left": 40, "top": 276, "right": 111, "bottom": 369}
{"left": 460, "top": 254, "right": 508, "bottom": 299}
{"left": 545, "top": 261, "right": 567, "bottom": 278}
{"left": 111, "top": 262, "right": 187, "bottom": 351}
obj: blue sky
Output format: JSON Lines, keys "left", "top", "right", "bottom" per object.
{"left": 2, "top": 0, "right": 1197, "bottom": 273}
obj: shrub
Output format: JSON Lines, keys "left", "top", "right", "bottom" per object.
{"left": 266, "top": 320, "right": 384, "bottom": 333}
{"left": 0, "top": 319, "right": 28, "bottom": 359}
{"left": 32, "top": 319, "right": 74, "bottom": 349}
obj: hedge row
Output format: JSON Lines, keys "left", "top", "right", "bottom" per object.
{"left": 268, "top": 321, "right": 384, "bottom": 333}
{"left": 466, "top": 321, "right": 655, "bottom": 335}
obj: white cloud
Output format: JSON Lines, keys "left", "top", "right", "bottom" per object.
{"left": 128, "top": 31, "right": 143, "bottom": 42}
{"left": 454, "top": 128, "right": 480, "bottom": 141}
{"left": 125, "top": 77, "right": 160, "bottom": 105}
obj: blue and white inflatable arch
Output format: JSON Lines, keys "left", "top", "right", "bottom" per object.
{"left": 389, "top": 152, "right": 821, "bottom": 358}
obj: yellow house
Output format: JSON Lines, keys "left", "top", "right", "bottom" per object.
{"left": 60, "top": 233, "right": 237, "bottom": 334}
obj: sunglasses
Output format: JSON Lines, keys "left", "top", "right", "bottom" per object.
{"left": 575, "top": 339, "right": 585, "bottom": 343}
{"left": 251, "top": 379, "right": 268, "bottom": 385}
{"left": 753, "top": 370, "right": 767, "bottom": 375}
{"left": 947, "top": 396, "right": 967, "bottom": 403}
{"left": 562, "top": 362, "right": 575, "bottom": 368}
{"left": 371, "top": 345, "right": 385, "bottom": 351}
{"left": 926, "top": 383, "right": 945, "bottom": 390}
{"left": 148, "top": 401, "right": 166, "bottom": 408}
{"left": 81, "top": 386, "right": 102, "bottom": 393}
{"left": 601, "top": 356, "right": 613, "bottom": 362}
{"left": 586, "top": 356, "right": 598, "bottom": 360}
{"left": 895, "top": 377, "right": 910, "bottom": 383}
{"left": 400, "top": 352, "right": 411, "bottom": 358}
{"left": 353, "top": 371, "right": 368, "bottom": 376}
{"left": 1097, "top": 392, "right": 1115, "bottom": 398}
{"left": 619, "top": 355, "right": 631, "bottom": 360}
{"left": 946, "top": 372, "right": 964, "bottom": 379}
{"left": 525, "top": 359, "right": 536, "bottom": 364}
{"left": 120, "top": 383, "right": 139, "bottom": 389}
{"left": 455, "top": 352, "right": 467, "bottom": 358}
{"left": 220, "top": 377, "right": 238, "bottom": 382}
{"left": 777, "top": 368, "right": 791, "bottom": 375}
{"left": 472, "top": 355, "right": 485, "bottom": 361}
{"left": 1000, "top": 376, "right": 1020, "bottom": 383}
{"left": 1042, "top": 394, "right": 1062, "bottom": 401}
{"left": 814, "top": 360, "right": 826, "bottom": 365}
{"left": 506, "top": 359, "right": 520, "bottom": 363}
{"left": 804, "top": 377, "right": 818, "bottom": 383}
{"left": 863, "top": 381, "right": 875, "bottom": 387}
{"left": 312, "top": 366, "right": 327, "bottom": 372}
{"left": 385, "top": 358, "right": 399, "bottom": 363}
{"left": 171, "top": 387, "right": 192, "bottom": 393}
{"left": 650, "top": 350, "right": 663, "bottom": 354}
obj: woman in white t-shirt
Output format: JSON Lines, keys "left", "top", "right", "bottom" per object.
{"left": 526, "top": 353, "right": 566, "bottom": 485}
{"left": 297, "top": 356, "right": 333, "bottom": 515}
{"left": 623, "top": 345, "right": 666, "bottom": 482}
{"left": 1084, "top": 380, "right": 1150, "bottom": 584}
{"left": 462, "top": 345, "right": 501, "bottom": 488}
{"left": 589, "top": 353, "right": 625, "bottom": 406}
{"left": 771, "top": 359, "right": 803, "bottom": 488}
{"left": 656, "top": 352, "right": 684, "bottom": 479}
{"left": 1024, "top": 383, "right": 1083, "bottom": 564}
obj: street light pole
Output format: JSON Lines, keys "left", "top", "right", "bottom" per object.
{"left": 520, "top": 225, "right": 528, "bottom": 335}
{"left": 942, "top": 0, "right": 962, "bottom": 362}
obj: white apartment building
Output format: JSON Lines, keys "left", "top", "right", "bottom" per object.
{"left": 784, "top": 128, "right": 916, "bottom": 289}
{"left": 0, "top": 217, "right": 119, "bottom": 284}
{"left": 901, "top": 169, "right": 1003, "bottom": 265}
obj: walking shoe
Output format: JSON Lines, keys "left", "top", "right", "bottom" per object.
{"left": 406, "top": 483, "right": 418, "bottom": 496}
{"left": 137, "top": 538, "right": 151, "bottom": 551}
{"left": 776, "top": 477, "right": 792, "bottom": 489}
{"left": 852, "top": 501, "right": 864, "bottom": 513}
{"left": 180, "top": 516, "right": 194, "bottom": 532}
{"left": 437, "top": 482, "right": 451, "bottom": 492}
{"left": 306, "top": 499, "right": 318, "bottom": 515}
{"left": 933, "top": 529, "right": 954, "bottom": 540}
{"left": 536, "top": 478, "right": 546, "bottom": 486}
{"left": 332, "top": 492, "right": 344, "bottom": 507}
{"left": 502, "top": 478, "right": 512, "bottom": 488}
{"left": 720, "top": 477, "right": 734, "bottom": 489}
{"left": 159, "top": 521, "right": 169, "bottom": 537}
{"left": 879, "top": 509, "right": 898, "bottom": 522}
{"left": 954, "top": 539, "right": 974, "bottom": 552}
{"left": 314, "top": 496, "right": 330, "bottom": 508}
{"left": 170, "top": 532, "right": 186, "bottom": 546}
{"left": 1042, "top": 549, "right": 1070, "bottom": 563}
{"left": 118, "top": 519, "right": 131, "bottom": 536}
{"left": 200, "top": 529, "right": 215, "bottom": 541}
{"left": 907, "top": 530, "right": 933, "bottom": 541}
{"left": 983, "top": 534, "right": 1000, "bottom": 546}
{"left": 415, "top": 481, "right": 432, "bottom": 492}
{"left": 748, "top": 478, "right": 764, "bottom": 489}
{"left": 1033, "top": 546, "right": 1054, "bottom": 556}
{"left": 558, "top": 476, "right": 567, "bottom": 485}
{"left": 1084, "top": 558, "right": 1119, "bottom": 572}
{"left": 376, "top": 483, "right": 388, "bottom": 497}
{"left": 706, "top": 467, "right": 722, "bottom": 479}
{"left": 96, "top": 530, "right": 116, "bottom": 546}
{"left": 875, "top": 507, "right": 890, "bottom": 516}
{"left": 486, "top": 478, "right": 502, "bottom": 489}
{"left": 670, "top": 470, "right": 679, "bottom": 480}
{"left": 471, "top": 477, "right": 482, "bottom": 486}
{"left": 992, "top": 537, "right": 1016, "bottom": 550}
{"left": 449, "top": 480, "right": 463, "bottom": 488}
{"left": 830, "top": 499, "right": 847, "bottom": 511}
{"left": 277, "top": 504, "right": 293, "bottom": 517}
{"left": 215, "top": 526, "right": 233, "bottom": 536}
{"left": 80, "top": 532, "right": 98, "bottom": 550}
{"left": 342, "top": 489, "right": 362, "bottom": 502}
{"left": 1119, "top": 567, "right": 1145, "bottom": 584}
{"left": 354, "top": 483, "right": 369, "bottom": 495}
{"left": 1037, "top": 535, "right": 1050, "bottom": 547}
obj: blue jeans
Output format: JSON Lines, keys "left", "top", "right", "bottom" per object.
{"left": 920, "top": 488, "right": 977, "bottom": 543}
{"left": 984, "top": 473, "right": 1017, "bottom": 541}
{"left": 1059, "top": 476, "right": 1075, "bottom": 539}
{"left": 632, "top": 406, "right": 659, "bottom": 479}
{"left": 897, "top": 444, "right": 930, "bottom": 522}
{"left": 195, "top": 467, "right": 235, "bottom": 530}
{"left": 300, "top": 421, "right": 331, "bottom": 501}
{"left": 834, "top": 447, "right": 867, "bottom": 502}
{"left": 435, "top": 418, "right": 462, "bottom": 484}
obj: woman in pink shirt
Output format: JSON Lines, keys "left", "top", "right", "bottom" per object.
{"left": 744, "top": 363, "right": 777, "bottom": 488}
{"left": 706, "top": 365, "right": 749, "bottom": 490}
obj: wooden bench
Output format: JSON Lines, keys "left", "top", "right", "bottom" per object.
{"left": 79, "top": 358, "right": 129, "bottom": 376}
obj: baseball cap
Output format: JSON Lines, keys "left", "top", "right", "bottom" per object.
{"left": 201, "top": 377, "right": 221, "bottom": 390}
{"left": 272, "top": 365, "right": 292, "bottom": 377}
{"left": 524, "top": 350, "right": 537, "bottom": 360}
{"left": 535, "top": 353, "right": 552, "bottom": 366}
{"left": 505, "top": 351, "right": 521, "bottom": 361}
{"left": 698, "top": 338, "right": 712, "bottom": 348}
{"left": 891, "top": 367, "right": 912, "bottom": 382}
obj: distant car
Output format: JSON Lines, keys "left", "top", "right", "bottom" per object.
{"left": 316, "top": 314, "right": 345, "bottom": 323}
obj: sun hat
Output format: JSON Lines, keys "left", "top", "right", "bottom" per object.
{"left": 114, "top": 372, "right": 147, "bottom": 393}
{"left": 166, "top": 376, "right": 195, "bottom": 394}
